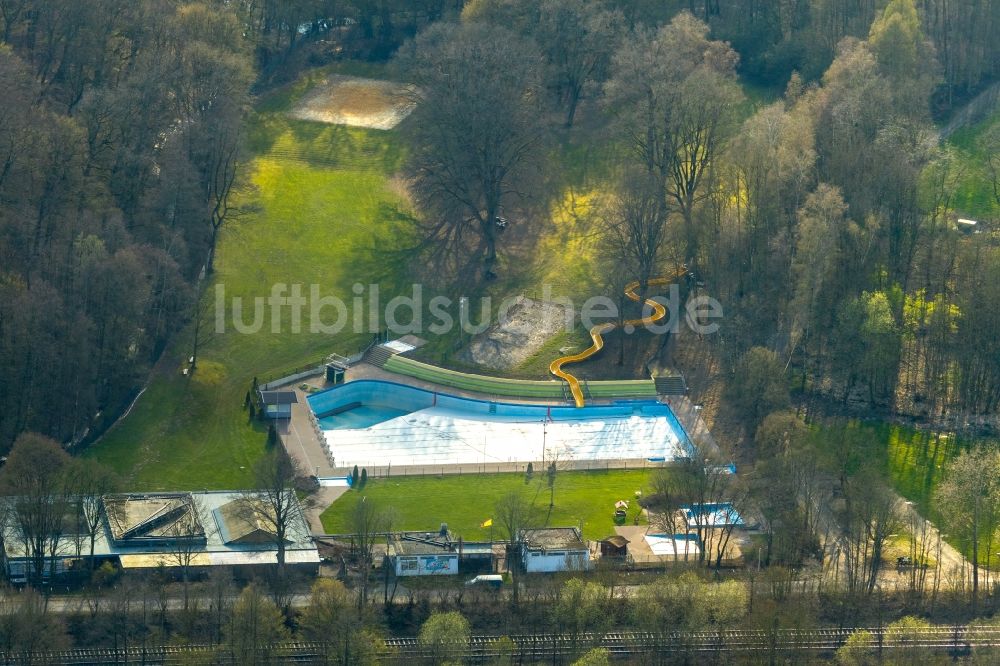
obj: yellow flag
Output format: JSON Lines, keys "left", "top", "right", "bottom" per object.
{"left": 480, "top": 518, "right": 493, "bottom": 528}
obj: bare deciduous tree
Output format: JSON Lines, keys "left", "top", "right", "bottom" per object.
{"left": 650, "top": 439, "right": 738, "bottom": 567}
{"left": 605, "top": 12, "right": 743, "bottom": 264}
{"left": 237, "top": 447, "right": 303, "bottom": 580}
{"left": 839, "top": 473, "right": 901, "bottom": 596}
{"left": 534, "top": 0, "right": 624, "bottom": 127}
{"left": 0, "top": 433, "right": 73, "bottom": 588}
{"left": 350, "top": 495, "right": 391, "bottom": 611}
{"left": 69, "top": 458, "right": 119, "bottom": 570}
{"left": 163, "top": 495, "right": 206, "bottom": 612}
{"left": 398, "top": 21, "right": 547, "bottom": 281}
{"left": 494, "top": 490, "right": 537, "bottom": 604}
{"left": 603, "top": 171, "right": 670, "bottom": 302}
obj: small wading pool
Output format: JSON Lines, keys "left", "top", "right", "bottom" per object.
{"left": 307, "top": 380, "right": 692, "bottom": 469}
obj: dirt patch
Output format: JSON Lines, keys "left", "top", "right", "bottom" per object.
{"left": 458, "top": 297, "right": 574, "bottom": 371}
{"left": 290, "top": 74, "right": 416, "bottom": 130}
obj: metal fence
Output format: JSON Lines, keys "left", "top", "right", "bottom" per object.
{"left": 325, "top": 457, "right": 668, "bottom": 480}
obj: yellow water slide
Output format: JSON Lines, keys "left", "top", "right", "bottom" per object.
{"left": 549, "top": 270, "right": 684, "bottom": 407}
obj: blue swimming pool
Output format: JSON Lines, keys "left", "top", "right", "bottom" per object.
{"left": 308, "top": 380, "right": 693, "bottom": 468}
{"left": 317, "top": 404, "right": 409, "bottom": 430}
{"left": 309, "top": 380, "right": 688, "bottom": 435}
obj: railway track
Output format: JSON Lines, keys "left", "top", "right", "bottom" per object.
{"left": 33, "top": 626, "right": 1000, "bottom": 664}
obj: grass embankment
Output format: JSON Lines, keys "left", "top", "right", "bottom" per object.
{"left": 87, "top": 65, "right": 411, "bottom": 490}
{"left": 321, "top": 469, "right": 653, "bottom": 540}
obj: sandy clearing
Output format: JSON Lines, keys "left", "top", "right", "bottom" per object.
{"left": 289, "top": 74, "right": 417, "bottom": 130}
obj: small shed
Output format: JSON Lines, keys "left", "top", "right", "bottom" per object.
{"left": 258, "top": 390, "right": 297, "bottom": 419}
{"left": 599, "top": 535, "right": 629, "bottom": 558}
{"left": 325, "top": 362, "right": 347, "bottom": 385}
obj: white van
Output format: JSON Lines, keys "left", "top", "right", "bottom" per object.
{"left": 465, "top": 574, "right": 503, "bottom": 588}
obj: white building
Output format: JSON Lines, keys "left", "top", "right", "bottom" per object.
{"left": 520, "top": 527, "right": 590, "bottom": 573}
{"left": 389, "top": 534, "right": 459, "bottom": 576}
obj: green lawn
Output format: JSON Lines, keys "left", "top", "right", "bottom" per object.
{"left": 321, "top": 469, "right": 654, "bottom": 540}
{"left": 815, "top": 420, "right": 1000, "bottom": 564}
{"left": 817, "top": 420, "right": 964, "bottom": 513}
{"left": 86, "top": 65, "right": 413, "bottom": 490}
{"left": 884, "top": 426, "right": 964, "bottom": 516}
{"left": 946, "top": 109, "right": 1000, "bottom": 221}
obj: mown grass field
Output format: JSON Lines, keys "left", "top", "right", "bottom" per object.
{"left": 946, "top": 109, "right": 1000, "bottom": 221}
{"left": 86, "top": 65, "right": 412, "bottom": 490}
{"left": 321, "top": 469, "right": 653, "bottom": 540}
{"left": 816, "top": 420, "right": 963, "bottom": 511}
{"left": 817, "top": 420, "right": 1000, "bottom": 564}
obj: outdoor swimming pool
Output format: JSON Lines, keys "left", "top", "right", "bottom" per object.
{"left": 317, "top": 404, "right": 409, "bottom": 430}
{"left": 307, "top": 380, "right": 692, "bottom": 469}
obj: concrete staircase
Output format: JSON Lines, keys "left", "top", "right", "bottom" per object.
{"left": 654, "top": 374, "right": 687, "bottom": 396}
{"left": 364, "top": 345, "right": 398, "bottom": 369}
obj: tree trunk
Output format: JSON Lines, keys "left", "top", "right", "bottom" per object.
{"left": 682, "top": 202, "right": 697, "bottom": 267}
{"left": 482, "top": 216, "right": 497, "bottom": 277}
{"left": 564, "top": 85, "right": 581, "bottom": 128}
{"left": 206, "top": 224, "right": 219, "bottom": 274}
{"left": 972, "top": 499, "right": 979, "bottom": 608}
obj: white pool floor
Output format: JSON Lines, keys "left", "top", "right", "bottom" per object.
{"left": 322, "top": 405, "right": 688, "bottom": 469}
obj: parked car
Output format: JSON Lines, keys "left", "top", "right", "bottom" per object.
{"left": 465, "top": 574, "right": 503, "bottom": 588}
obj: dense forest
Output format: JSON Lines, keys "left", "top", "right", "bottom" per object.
{"left": 407, "top": 0, "right": 1000, "bottom": 422}
{"left": 0, "top": 0, "right": 998, "bottom": 452}
{"left": 0, "top": 1, "right": 250, "bottom": 448}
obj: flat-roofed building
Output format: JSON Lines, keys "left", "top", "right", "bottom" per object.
{"left": 258, "top": 390, "right": 297, "bottom": 419}
{"left": 1, "top": 491, "right": 319, "bottom": 583}
{"left": 389, "top": 534, "right": 460, "bottom": 576}
{"left": 103, "top": 493, "right": 206, "bottom": 547}
{"left": 520, "top": 527, "right": 590, "bottom": 573}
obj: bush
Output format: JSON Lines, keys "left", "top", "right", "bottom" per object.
{"left": 418, "top": 611, "right": 470, "bottom": 664}
{"left": 726, "top": 347, "right": 789, "bottom": 433}
{"left": 835, "top": 629, "right": 876, "bottom": 666}
{"left": 572, "top": 648, "right": 611, "bottom": 666}
{"left": 360, "top": 468, "right": 368, "bottom": 487}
